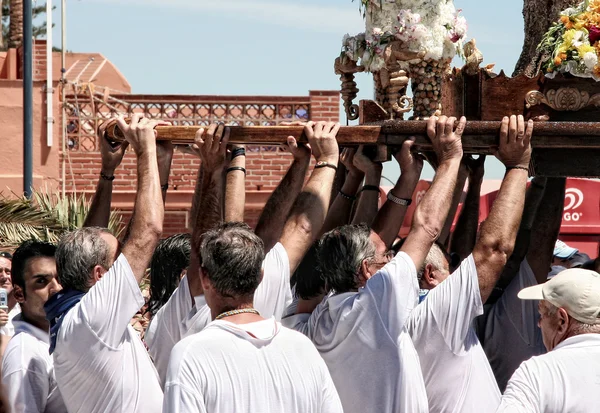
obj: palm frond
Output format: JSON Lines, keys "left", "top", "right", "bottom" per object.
{"left": 0, "top": 189, "right": 125, "bottom": 248}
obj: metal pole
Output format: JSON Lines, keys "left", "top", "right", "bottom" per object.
{"left": 23, "top": 0, "right": 33, "bottom": 198}
{"left": 60, "top": 0, "right": 67, "bottom": 197}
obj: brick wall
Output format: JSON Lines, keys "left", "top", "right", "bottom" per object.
{"left": 64, "top": 91, "right": 340, "bottom": 236}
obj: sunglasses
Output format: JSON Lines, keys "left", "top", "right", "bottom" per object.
{"left": 0, "top": 252, "right": 12, "bottom": 260}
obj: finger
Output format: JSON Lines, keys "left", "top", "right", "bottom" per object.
{"left": 287, "top": 136, "right": 298, "bottom": 151}
{"left": 437, "top": 116, "right": 448, "bottom": 137}
{"left": 509, "top": 115, "right": 518, "bottom": 142}
{"left": 205, "top": 124, "right": 217, "bottom": 150}
{"left": 213, "top": 124, "right": 225, "bottom": 152}
{"left": 499, "top": 116, "right": 509, "bottom": 144}
{"left": 331, "top": 122, "right": 341, "bottom": 137}
{"left": 426, "top": 116, "right": 437, "bottom": 140}
{"left": 220, "top": 127, "right": 231, "bottom": 153}
{"left": 455, "top": 116, "right": 467, "bottom": 137}
{"left": 304, "top": 121, "right": 315, "bottom": 140}
{"left": 402, "top": 136, "right": 416, "bottom": 152}
{"left": 116, "top": 116, "right": 128, "bottom": 133}
{"left": 517, "top": 115, "right": 525, "bottom": 140}
{"left": 444, "top": 116, "right": 456, "bottom": 137}
{"left": 194, "top": 128, "right": 206, "bottom": 146}
{"left": 314, "top": 121, "right": 325, "bottom": 136}
{"left": 326, "top": 122, "right": 336, "bottom": 135}
{"left": 524, "top": 119, "right": 534, "bottom": 148}
{"left": 130, "top": 113, "right": 142, "bottom": 128}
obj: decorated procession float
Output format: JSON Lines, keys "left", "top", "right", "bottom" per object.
{"left": 106, "top": 0, "right": 600, "bottom": 177}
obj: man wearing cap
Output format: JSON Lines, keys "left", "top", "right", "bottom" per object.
{"left": 497, "top": 269, "right": 600, "bottom": 412}
{"left": 552, "top": 240, "right": 578, "bottom": 268}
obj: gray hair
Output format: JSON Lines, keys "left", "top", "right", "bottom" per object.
{"left": 544, "top": 302, "right": 600, "bottom": 335}
{"left": 417, "top": 243, "right": 450, "bottom": 284}
{"left": 56, "top": 227, "right": 113, "bottom": 292}
{"left": 317, "top": 224, "right": 376, "bottom": 293}
{"left": 199, "top": 222, "right": 265, "bottom": 298}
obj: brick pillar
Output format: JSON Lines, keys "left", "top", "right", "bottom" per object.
{"left": 309, "top": 91, "right": 341, "bottom": 122}
{"left": 17, "top": 39, "right": 48, "bottom": 80}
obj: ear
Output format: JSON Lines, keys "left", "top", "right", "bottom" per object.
{"left": 358, "top": 259, "right": 370, "bottom": 287}
{"left": 199, "top": 267, "right": 211, "bottom": 292}
{"left": 421, "top": 264, "right": 438, "bottom": 290}
{"left": 92, "top": 265, "right": 106, "bottom": 283}
{"left": 557, "top": 308, "right": 570, "bottom": 336}
{"left": 13, "top": 285, "right": 25, "bottom": 303}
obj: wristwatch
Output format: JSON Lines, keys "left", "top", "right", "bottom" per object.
{"left": 387, "top": 191, "right": 412, "bottom": 206}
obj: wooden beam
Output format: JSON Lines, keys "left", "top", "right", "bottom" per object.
{"left": 104, "top": 119, "right": 600, "bottom": 153}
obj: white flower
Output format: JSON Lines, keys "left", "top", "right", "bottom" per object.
{"left": 571, "top": 30, "right": 585, "bottom": 48}
{"left": 369, "top": 55, "right": 386, "bottom": 72}
{"left": 584, "top": 52, "right": 598, "bottom": 70}
{"left": 372, "top": 27, "right": 384, "bottom": 36}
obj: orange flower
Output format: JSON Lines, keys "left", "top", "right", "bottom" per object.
{"left": 561, "top": 15, "right": 574, "bottom": 29}
{"left": 594, "top": 64, "right": 600, "bottom": 77}
{"left": 554, "top": 57, "right": 563, "bottom": 66}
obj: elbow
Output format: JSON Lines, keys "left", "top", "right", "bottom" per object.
{"left": 411, "top": 210, "right": 443, "bottom": 243}
{"left": 477, "top": 238, "right": 513, "bottom": 268}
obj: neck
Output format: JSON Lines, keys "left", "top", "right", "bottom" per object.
{"left": 21, "top": 311, "right": 50, "bottom": 332}
{"left": 211, "top": 298, "right": 262, "bottom": 323}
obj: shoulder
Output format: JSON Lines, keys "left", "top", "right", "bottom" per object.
{"left": 2, "top": 333, "right": 50, "bottom": 373}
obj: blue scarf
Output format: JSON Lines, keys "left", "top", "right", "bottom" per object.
{"left": 44, "top": 289, "right": 86, "bottom": 354}
{"left": 418, "top": 289, "right": 430, "bottom": 303}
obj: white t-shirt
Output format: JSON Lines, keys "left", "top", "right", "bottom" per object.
{"left": 146, "top": 242, "right": 291, "bottom": 386}
{"left": 498, "top": 334, "right": 600, "bottom": 413}
{"left": 482, "top": 259, "right": 546, "bottom": 391}
{"left": 163, "top": 319, "right": 342, "bottom": 413}
{"left": 282, "top": 251, "right": 429, "bottom": 413}
{"left": 1, "top": 316, "right": 67, "bottom": 413}
{"left": 53, "top": 254, "right": 163, "bottom": 413}
{"left": 0, "top": 303, "right": 22, "bottom": 336}
{"left": 406, "top": 254, "right": 501, "bottom": 413}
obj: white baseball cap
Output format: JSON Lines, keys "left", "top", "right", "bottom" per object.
{"left": 518, "top": 268, "right": 600, "bottom": 325}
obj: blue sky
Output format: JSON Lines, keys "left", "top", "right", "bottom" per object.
{"left": 49, "top": 0, "right": 526, "bottom": 180}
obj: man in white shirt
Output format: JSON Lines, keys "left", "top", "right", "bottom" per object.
{"left": 0, "top": 251, "right": 22, "bottom": 359}
{"left": 406, "top": 115, "right": 533, "bottom": 413}
{"left": 147, "top": 121, "right": 338, "bottom": 386}
{"left": 284, "top": 115, "right": 469, "bottom": 413}
{"left": 46, "top": 114, "right": 168, "bottom": 413}
{"left": 498, "top": 268, "right": 600, "bottom": 412}
{"left": 163, "top": 132, "right": 342, "bottom": 413}
{"left": 2, "top": 241, "right": 66, "bottom": 413}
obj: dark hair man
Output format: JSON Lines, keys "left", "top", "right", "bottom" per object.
{"left": 1, "top": 240, "right": 66, "bottom": 412}
{"left": 0, "top": 251, "right": 20, "bottom": 359}
{"left": 46, "top": 114, "right": 167, "bottom": 413}
{"left": 163, "top": 222, "right": 342, "bottom": 413}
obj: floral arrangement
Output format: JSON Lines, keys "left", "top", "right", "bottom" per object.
{"left": 539, "top": 0, "right": 600, "bottom": 79}
{"left": 343, "top": 0, "right": 467, "bottom": 72}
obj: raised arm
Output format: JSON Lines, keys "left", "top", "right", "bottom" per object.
{"left": 191, "top": 124, "right": 229, "bottom": 251}
{"left": 473, "top": 115, "right": 532, "bottom": 303}
{"left": 400, "top": 116, "right": 465, "bottom": 270}
{"left": 320, "top": 148, "right": 364, "bottom": 235}
{"left": 255, "top": 136, "right": 311, "bottom": 252}
{"left": 224, "top": 145, "right": 246, "bottom": 222}
{"left": 371, "top": 138, "right": 423, "bottom": 248}
{"left": 157, "top": 141, "right": 174, "bottom": 205}
{"left": 526, "top": 177, "right": 566, "bottom": 284}
{"left": 450, "top": 155, "right": 486, "bottom": 261}
{"left": 279, "top": 121, "right": 340, "bottom": 274}
{"left": 438, "top": 162, "right": 468, "bottom": 248}
{"left": 83, "top": 122, "right": 129, "bottom": 228}
{"left": 118, "top": 114, "right": 165, "bottom": 284}
{"left": 351, "top": 145, "right": 383, "bottom": 226}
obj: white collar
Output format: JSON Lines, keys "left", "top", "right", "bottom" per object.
{"left": 554, "top": 334, "right": 600, "bottom": 351}
{"left": 12, "top": 315, "right": 50, "bottom": 344}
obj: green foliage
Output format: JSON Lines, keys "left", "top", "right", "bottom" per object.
{"left": 1, "top": 0, "right": 55, "bottom": 50}
{"left": 0, "top": 189, "right": 124, "bottom": 248}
